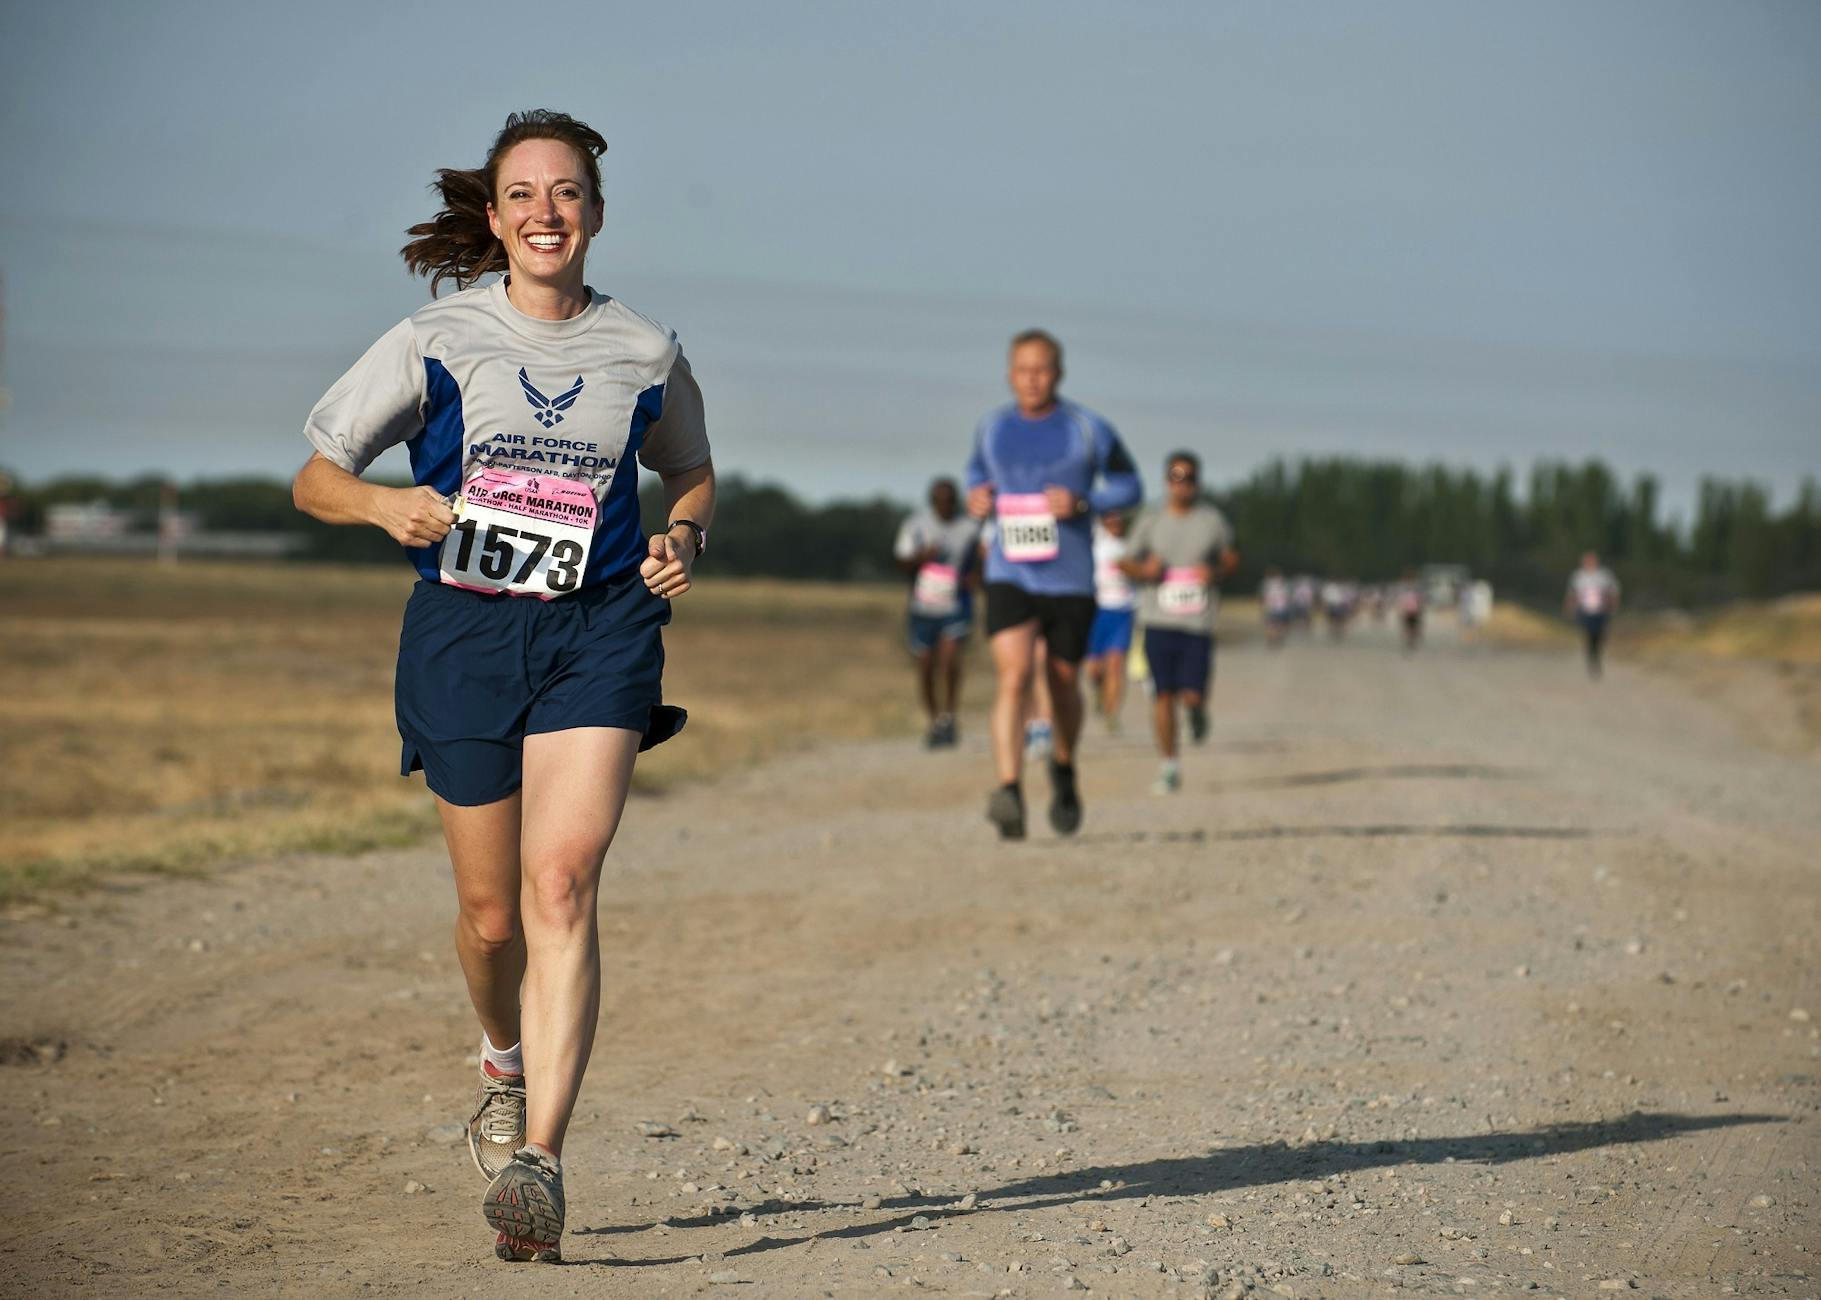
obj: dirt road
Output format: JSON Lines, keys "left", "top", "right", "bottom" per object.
{"left": 4, "top": 617, "right": 1817, "bottom": 1298}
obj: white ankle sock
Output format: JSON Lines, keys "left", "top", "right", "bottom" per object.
{"left": 481, "top": 1033, "right": 523, "bottom": 1076}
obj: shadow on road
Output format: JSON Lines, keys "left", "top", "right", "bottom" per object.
{"left": 1221, "top": 763, "right": 1527, "bottom": 791}
{"left": 1074, "top": 823, "right": 1603, "bottom": 846}
{"left": 570, "top": 1109, "right": 1779, "bottom": 1267}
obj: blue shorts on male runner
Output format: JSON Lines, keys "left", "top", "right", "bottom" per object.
{"left": 1144, "top": 626, "right": 1214, "bottom": 695}
{"left": 907, "top": 603, "right": 973, "bottom": 653}
{"left": 1085, "top": 607, "right": 1135, "bottom": 660}
{"left": 396, "top": 573, "right": 685, "bottom": 807}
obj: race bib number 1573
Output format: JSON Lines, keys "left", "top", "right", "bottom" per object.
{"left": 439, "top": 468, "right": 595, "bottom": 599}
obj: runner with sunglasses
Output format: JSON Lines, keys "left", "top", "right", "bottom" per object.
{"left": 1122, "top": 452, "right": 1237, "bottom": 795}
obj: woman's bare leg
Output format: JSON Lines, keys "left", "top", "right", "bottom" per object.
{"left": 515, "top": 726, "right": 641, "bottom": 1156}
{"left": 437, "top": 793, "right": 526, "bottom": 1052}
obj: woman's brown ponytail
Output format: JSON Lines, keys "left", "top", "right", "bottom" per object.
{"left": 400, "top": 110, "right": 609, "bottom": 296}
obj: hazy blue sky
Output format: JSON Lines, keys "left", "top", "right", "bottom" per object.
{"left": 2, "top": 0, "right": 1817, "bottom": 516}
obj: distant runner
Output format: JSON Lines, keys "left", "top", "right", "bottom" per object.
{"left": 966, "top": 329, "right": 1142, "bottom": 838}
{"left": 1395, "top": 570, "right": 1424, "bottom": 652}
{"left": 1291, "top": 574, "right": 1317, "bottom": 631}
{"left": 1564, "top": 551, "right": 1621, "bottom": 678}
{"left": 893, "top": 477, "right": 982, "bottom": 747}
{"left": 1122, "top": 451, "right": 1238, "bottom": 795}
{"left": 1260, "top": 566, "right": 1291, "bottom": 649}
{"left": 1085, "top": 511, "right": 1138, "bottom": 732}
{"left": 1321, "top": 580, "right": 1356, "bottom": 639}
{"left": 293, "top": 110, "right": 713, "bottom": 1264}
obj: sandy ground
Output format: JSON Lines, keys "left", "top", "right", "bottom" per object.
{"left": 3, "top": 616, "right": 1817, "bottom": 1299}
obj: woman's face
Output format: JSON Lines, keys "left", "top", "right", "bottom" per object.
{"left": 486, "top": 138, "right": 603, "bottom": 291}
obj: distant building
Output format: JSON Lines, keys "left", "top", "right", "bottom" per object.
{"left": 46, "top": 501, "right": 133, "bottom": 541}
{"left": 36, "top": 501, "right": 302, "bottom": 558}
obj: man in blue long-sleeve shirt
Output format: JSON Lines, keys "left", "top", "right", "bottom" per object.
{"left": 965, "top": 329, "right": 1143, "bottom": 839}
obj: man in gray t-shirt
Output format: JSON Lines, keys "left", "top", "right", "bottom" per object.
{"left": 1121, "top": 451, "right": 1239, "bottom": 794}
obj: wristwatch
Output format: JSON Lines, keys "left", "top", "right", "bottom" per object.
{"left": 668, "top": 518, "right": 707, "bottom": 558}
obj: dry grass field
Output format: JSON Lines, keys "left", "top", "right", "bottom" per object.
{"left": 0, "top": 559, "right": 925, "bottom": 904}
{"left": 1618, "top": 593, "right": 1821, "bottom": 750}
{"left": 1624, "top": 591, "right": 1821, "bottom": 663}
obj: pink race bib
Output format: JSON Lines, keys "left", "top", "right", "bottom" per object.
{"left": 439, "top": 468, "right": 595, "bottom": 598}
{"left": 913, "top": 562, "right": 961, "bottom": 615}
{"left": 996, "top": 494, "right": 1059, "bottom": 562}
{"left": 1157, "top": 567, "right": 1211, "bottom": 618}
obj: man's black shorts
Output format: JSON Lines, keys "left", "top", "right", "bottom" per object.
{"left": 984, "top": 583, "right": 1098, "bottom": 663}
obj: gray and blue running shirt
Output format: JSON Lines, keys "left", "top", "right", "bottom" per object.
{"left": 893, "top": 510, "right": 983, "bottom": 618}
{"left": 304, "top": 280, "right": 710, "bottom": 589}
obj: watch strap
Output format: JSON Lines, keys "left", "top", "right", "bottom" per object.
{"left": 668, "top": 518, "right": 707, "bottom": 557}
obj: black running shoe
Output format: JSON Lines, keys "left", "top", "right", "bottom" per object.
{"left": 1048, "top": 761, "right": 1082, "bottom": 836}
{"left": 986, "top": 784, "right": 1025, "bottom": 840}
{"left": 1187, "top": 704, "right": 1209, "bottom": 744}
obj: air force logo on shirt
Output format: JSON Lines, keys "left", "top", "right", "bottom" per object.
{"left": 518, "top": 368, "right": 585, "bottom": 428}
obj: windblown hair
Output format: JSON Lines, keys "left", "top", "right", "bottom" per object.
{"left": 401, "top": 110, "right": 609, "bottom": 296}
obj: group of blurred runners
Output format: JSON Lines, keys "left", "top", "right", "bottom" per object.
{"left": 888, "top": 330, "right": 1629, "bottom": 826}
{"left": 892, "top": 330, "right": 1240, "bottom": 827}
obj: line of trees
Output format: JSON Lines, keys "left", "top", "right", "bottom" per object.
{"left": 5, "top": 459, "right": 1816, "bottom": 607}
{"left": 1218, "top": 458, "right": 1821, "bottom": 606}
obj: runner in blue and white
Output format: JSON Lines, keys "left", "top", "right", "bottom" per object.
{"left": 1085, "top": 511, "right": 1139, "bottom": 732}
{"left": 294, "top": 111, "right": 714, "bottom": 1266}
{"left": 964, "top": 329, "right": 1142, "bottom": 839}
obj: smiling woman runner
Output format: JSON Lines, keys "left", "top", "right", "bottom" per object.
{"left": 292, "top": 109, "right": 714, "bottom": 1264}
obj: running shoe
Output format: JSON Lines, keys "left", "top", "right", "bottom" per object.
{"left": 1048, "top": 761, "right": 1082, "bottom": 836}
{"left": 1151, "top": 762, "right": 1182, "bottom": 797}
{"left": 987, "top": 784, "right": 1026, "bottom": 840}
{"left": 933, "top": 714, "right": 958, "bottom": 747}
{"left": 484, "top": 1146, "right": 566, "bottom": 1263}
{"left": 467, "top": 1064, "right": 527, "bottom": 1181}
{"left": 1187, "top": 704, "right": 1209, "bottom": 744}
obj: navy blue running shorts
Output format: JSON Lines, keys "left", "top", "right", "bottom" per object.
{"left": 1143, "top": 626, "right": 1214, "bottom": 695}
{"left": 395, "top": 573, "right": 686, "bottom": 807}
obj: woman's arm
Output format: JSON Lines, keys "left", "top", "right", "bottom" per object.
{"left": 292, "top": 451, "right": 454, "bottom": 548}
{"left": 639, "top": 457, "right": 716, "bottom": 599}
